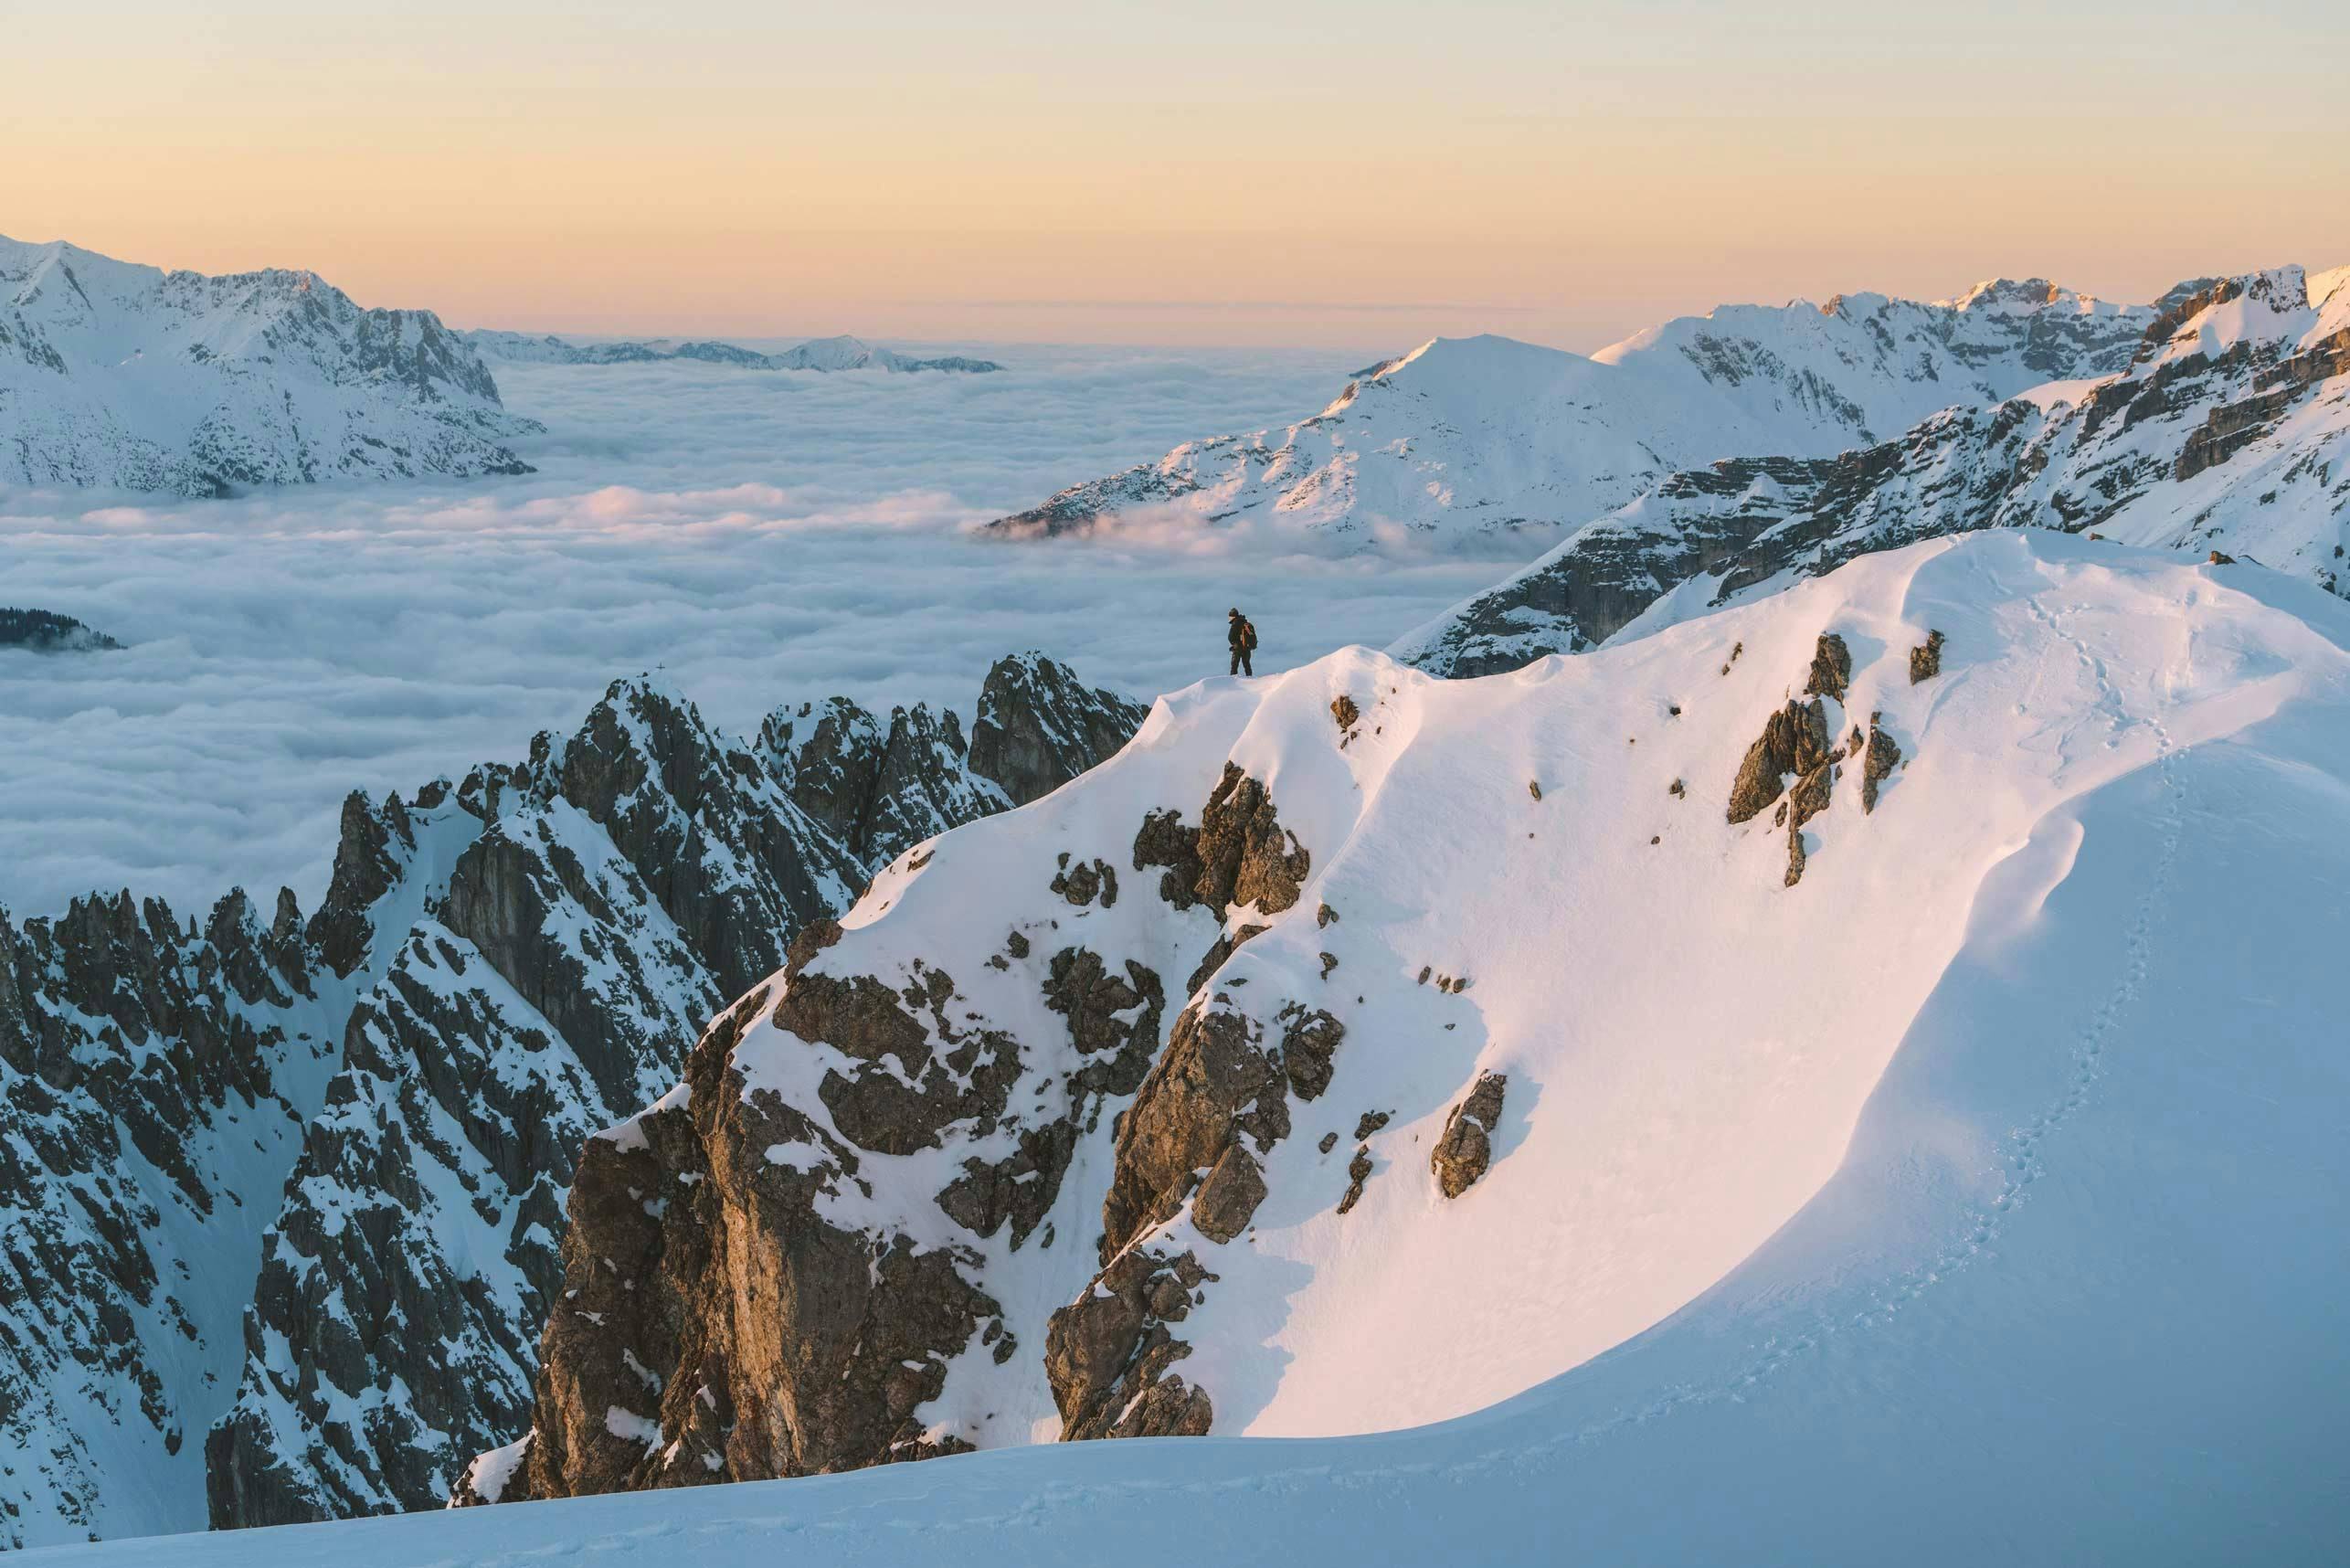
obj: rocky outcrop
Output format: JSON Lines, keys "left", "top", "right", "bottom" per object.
{"left": 1043, "top": 1248, "right": 1217, "bottom": 1441}
{"left": 1861, "top": 721, "right": 1902, "bottom": 814}
{"left": 1909, "top": 630, "right": 1945, "bottom": 684}
{"left": 1728, "top": 696, "right": 1834, "bottom": 825}
{"left": 1804, "top": 633, "right": 1852, "bottom": 703}
{"left": 1432, "top": 1073, "right": 1508, "bottom": 1199}
{"left": 966, "top": 652, "right": 1150, "bottom": 807}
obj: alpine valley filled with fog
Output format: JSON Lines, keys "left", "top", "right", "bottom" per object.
{"left": 5, "top": 7, "right": 2349, "bottom": 1560}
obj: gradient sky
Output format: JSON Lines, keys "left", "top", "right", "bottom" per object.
{"left": 10, "top": 0, "right": 2347, "bottom": 348}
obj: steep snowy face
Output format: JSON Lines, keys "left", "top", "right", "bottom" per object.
{"left": 460, "top": 330, "right": 1003, "bottom": 374}
{"left": 0, "top": 655, "right": 1141, "bottom": 1548}
{"left": 0, "top": 236, "right": 539, "bottom": 495}
{"left": 473, "top": 531, "right": 2342, "bottom": 1510}
{"left": 1398, "top": 262, "right": 2350, "bottom": 676}
{"left": 979, "top": 282, "right": 2153, "bottom": 546}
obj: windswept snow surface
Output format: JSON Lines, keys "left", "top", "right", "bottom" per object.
{"left": 37, "top": 531, "right": 2348, "bottom": 1561}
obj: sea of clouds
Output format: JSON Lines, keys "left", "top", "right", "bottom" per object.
{"left": 0, "top": 344, "right": 1533, "bottom": 918}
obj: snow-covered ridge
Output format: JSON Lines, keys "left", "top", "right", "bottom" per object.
{"left": 1396, "top": 261, "right": 2350, "bottom": 675}
{"left": 462, "top": 532, "right": 2350, "bottom": 1567}
{"left": 0, "top": 235, "right": 538, "bottom": 495}
{"left": 981, "top": 278, "right": 2154, "bottom": 546}
{"left": 460, "top": 329, "right": 1002, "bottom": 374}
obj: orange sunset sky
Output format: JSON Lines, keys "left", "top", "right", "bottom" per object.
{"left": 12, "top": 0, "right": 2347, "bottom": 348}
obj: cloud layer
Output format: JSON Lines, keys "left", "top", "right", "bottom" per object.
{"left": 0, "top": 347, "right": 1515, "bottom": 916}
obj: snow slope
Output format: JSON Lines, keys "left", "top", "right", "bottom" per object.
{"left": 0, "top": 237, "right": 538, "bottom": 495}
{"left": 46, "top": 530, "right": 2350, "bottom": 1562}
{"left": 982, "top": 281, "right": 2151, "bottom": 546}
{"left": 1396, "top": 264, "right": 2350, "bottom": 676}
{"left": 460, "top": 330, "right": 1001, "bottom": 374}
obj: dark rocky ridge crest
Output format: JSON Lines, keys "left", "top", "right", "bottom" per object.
{"left": 0, "top": 649, "right": 1142, "bottom": 1542}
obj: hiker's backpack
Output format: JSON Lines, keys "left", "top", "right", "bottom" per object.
{"left": 1241, "top": 619, "right": 1258, "bottom": 651}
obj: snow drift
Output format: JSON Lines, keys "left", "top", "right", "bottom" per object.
{"left": 376, "top": 530, "right": 2350, "bottom": 1568}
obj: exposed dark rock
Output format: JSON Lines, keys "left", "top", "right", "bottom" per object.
{"left": 1132, "top": 809, "right": 1208, "bottom": 911}
{"left": 1910, "top": 630, "right": 1945, "bottom": 684}
{"left": 1099, "top": 1003, "right": 1287, "bottom": 1258}
{"left": 966, "top": 652, "right": 1150, "bottom": 808}
{"left": 1043, "top": 1248, "right": 1215, "bottom": 1441}
{"left": 1193, "top": 765, "right": 1311, "bottom": 916}
{"left": 1336, "top": 1147, "right": 1374, "bottom": 1214}
{"left": 1729, "top": 696, "right": 1832, "bottom": 824}
{"left": 1050, "top": 857, "right": 1118, "bottom": 908}
{"left": 1804, "top": 633, "right": 1852, "bottom": 702}
{"left": 1861, "top": 722, "right": 1903, "bottom": 814}
{"left": 1432, "top": 1073, "right": 1508, "bottom": 1199}
{"left": 306, "top": 790, "right": 416, "bottom": 978}
{"left": 1353, "top": 1111, "right": 1391, "bottom": 1141}
{"left": 1330, "top": 694, "right": 1360, "bottom": 734}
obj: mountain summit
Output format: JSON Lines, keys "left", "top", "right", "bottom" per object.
{"left": 0, "top": 236, "right": 538, "bottom": 495}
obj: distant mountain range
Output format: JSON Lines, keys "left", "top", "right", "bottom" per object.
{"left": 460, "top": 330, "right": 1002, "bottom": 375}
{"left": 0, "top": 236, "right": 538, "bottom": 496}
{"left": 983, "top": 277, "right": 2162, "bottom": 546}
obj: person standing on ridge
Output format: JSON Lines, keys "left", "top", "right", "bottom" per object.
{"left": 1228, "top": 608, "right": 1257, "bottom": 676}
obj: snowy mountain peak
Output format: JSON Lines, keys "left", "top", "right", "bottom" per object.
{"left": 987, "top": 277, "right": 2154, "bottom": 545}
{"left": 0, "top": 234, "right": 536, "bottom": 495}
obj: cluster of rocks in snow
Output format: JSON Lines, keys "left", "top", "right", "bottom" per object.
{"left": 1, "top": 236, "right": 539, "bottom": 495}
{"left": 0, "top": 652, "right": 1143, "bottom": 1543}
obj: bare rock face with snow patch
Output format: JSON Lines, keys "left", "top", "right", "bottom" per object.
{"left": 1432, "top": 1073, "right": 1508, "bottom": 1199}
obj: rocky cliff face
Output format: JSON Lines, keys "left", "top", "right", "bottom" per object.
{"left": 1395, "top": 264, "right": 2350, "bottom": 675}
{"left": 0, "top": 653, "right": 1141, "bottom": 1546}
{"left": 1, "top": 234, "right": 538, "bottom": 495}
{"left": 465, "top": 733, "right": 1331, "bottom": 1506}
